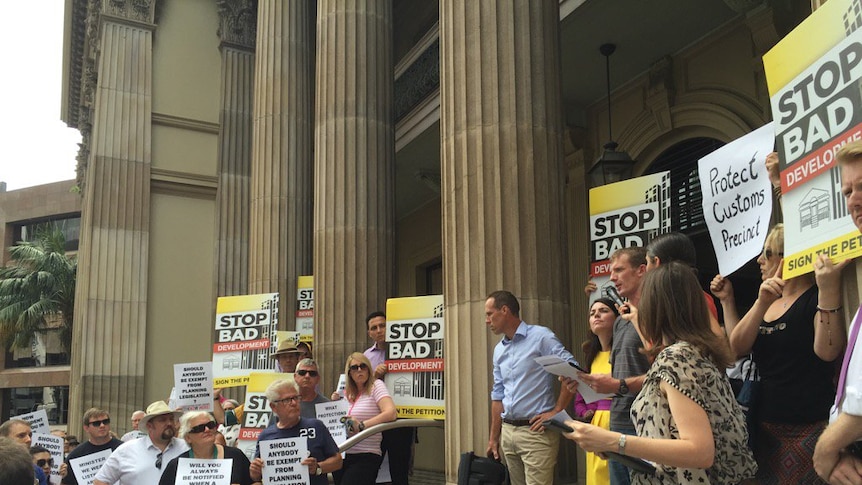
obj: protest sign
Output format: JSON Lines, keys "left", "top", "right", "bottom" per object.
{"left": 235, "top": 372, "right": 282, "bottom": 459}
{"left": 174, "top": 362, "right": 214, "bottom": 411}
{"left": 385, "top": 295, "right": 444, "bottom": 419}
{"left": 296, "top": 276, "right": 314, "bottom": 341}
{"left": 698, "top": 123, "right": 774, "bottom": 275}
{"left": 11, "top": 409, "right": 50, "bottom": 434}
{"left": 763, "top": 0, "right": 862, "bottom": 277}
{"left": 260, "top": 437, "right": 310, "bottom": 485}
{"left": 213, "top": 293, "right": 280, "bottom": 387}
{"left": 176, "top": 458, "right": 232, "bottom": 485}
{"left": 588, "top": 172, "right": 671, "bottom": 304}
{"left": 314, "top": 400, "right": 349, "bottom": 447}
{"left": 32, "top": 433, "right": 64, "bottom": 484}
{"left": 69, "top": 449, "right": 111, "bottom": 485}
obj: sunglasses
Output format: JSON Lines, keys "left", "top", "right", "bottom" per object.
{"left": 36, "top": 458, "right": 54, "bottom": 468}
{"left": 295, "top": 369, "right": 319, "bottom": 377}
{"left": 87, "top": 418, "right": 110, "bottom": 427}
{"left": 349, "top": 363, "right": 369, "bottom": 371}
{"left": 271, "top": 395, "right": 300, "bottom": 405}
{"left": 188, "top": 420, "right": 218, "bottom": 434}
{"left": 155, "top": 452, "right": 163, "bottom": 470}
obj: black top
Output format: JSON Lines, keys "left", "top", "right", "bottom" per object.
{"left": 158, "top": 445, "right": 253, "bottom": 485}
{"left": 753, "top": 284, "right": 837, "bottom": 423}
{"left": 62, "top": 438, "right": 124, "bottom": 485}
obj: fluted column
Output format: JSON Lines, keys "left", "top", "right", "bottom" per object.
{"left": 314, "top": 0, "right": 395, "bottom": 389}
{"left": 440, "top": 1, "right": 572, "bottom": 483}
{"left": 215, "top": 1, "right": 256, "bottom": 298}
{"left": 248, "top": 1, "right": 315, "bottom": 326}
{"left": 69, "top": 0, "right": 155, "bottom": 433}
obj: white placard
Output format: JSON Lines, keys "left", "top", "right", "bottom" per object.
{"left": 315, "top": 400, "right": 349, "bottom": 447}
{"left": 69, "top": 449, "right": 112, "bottom": 485}
{"left": 168, "top": 387, "right": 178, "bottom": 411}
{"left": 698, "top": 122, "right": 774, "bottom": 276}
{"left": 32, "top": 433, "right": 64, "bottom": 484}
{"left": 335, "top": 374, "right": 346, "bottom": 397}
{"left": 11, "top": 409, "right": 50, "bottom": 434}
{"left": 174, "top": 361, "right": 214, "bottom": 411}
{"left": 176, "top": 458, "right": 232, "bottom": 485}
{"left": 260, "top": 437, "right": 310, "bottom": 485}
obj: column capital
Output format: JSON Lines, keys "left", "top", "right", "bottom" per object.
{"left": 101, "top": 0, "right": 157, "bottom": 25}
{"left": 217, "top": 0, "right": 257, "bottom": 50}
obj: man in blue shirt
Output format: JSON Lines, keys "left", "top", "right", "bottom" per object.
{"left": 485, "top": 290, "right": 575, "bottom": 485}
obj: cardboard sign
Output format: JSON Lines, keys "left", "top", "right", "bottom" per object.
{"left": 176, "top": 458, "right": 232, "bottom": 485}
{"left": 213, "top": 293, "right": 280, "bottom": 387}
{"left": 11, "top": 409, "right": 50, "bottom": 434}
{"left": 32, "top": 433, "right": 64, "bottom": 484}
{"left": 314, "top": 400, "right": 349, "bottom": 447}
{"left": 69, "top": 449, "right": 111, "bottom": 485}
{"left": 174, "top": 362, "right": 214, "bottom": 411}
{"left": 296, "top": 276, "right": 314, "bottom": 341}
{"left": 698, "top": 123, "right": 774, "bottom": 275}
{"left": 260, "top": 437, "right": 310, "bottom": 485}
{"left": 235, "top": 372, "right": 282, "bottom": 459}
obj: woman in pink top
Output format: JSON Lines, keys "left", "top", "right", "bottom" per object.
{"left": 333, "top": 352, "right": 397, "bottom": 485}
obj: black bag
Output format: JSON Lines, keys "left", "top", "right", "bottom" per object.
{"left": 457, "top": 451, "right": 509, "bottom": 485}
{"left": 735, "top": 356, "right": 759, "bottom": 448}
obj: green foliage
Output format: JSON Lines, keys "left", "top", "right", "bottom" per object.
{"left": 0, "top": 228, "right": 77, "bottom": 352}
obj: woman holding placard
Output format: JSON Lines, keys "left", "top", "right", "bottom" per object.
{"left": 334, "top": 352, "right": 397, "bottom": 485}
{"left": 158, "top": 411, "right": 253, "bottom": 485}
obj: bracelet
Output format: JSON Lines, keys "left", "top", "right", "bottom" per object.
{"left": 817, "top": 306, "right": 842, "bottom": 313}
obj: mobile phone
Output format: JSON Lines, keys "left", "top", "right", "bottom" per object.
{"left": 542, "top": 419, "right": 573, "bottom": 433}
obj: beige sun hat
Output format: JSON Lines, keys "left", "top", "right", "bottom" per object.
{"left": 138, "top": 400, "right": 183, "bottom": 428}
{"left": 270, "top": 339, "right": 303, "bottom": 357}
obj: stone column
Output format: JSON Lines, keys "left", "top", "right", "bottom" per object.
{"left": 215, "top": 1, "right": 256, "bottom": 298}
{"left": 314, "top": 0, "right": 395, "bottom": 388}
{"left": 440, "top": 1, "right": 572, "bottom": 483}
{"left": 69, "top": 0, "right": 155, "bottom": 432}
{"left": 248, "top": 1, "right": 315, "bottom": 326}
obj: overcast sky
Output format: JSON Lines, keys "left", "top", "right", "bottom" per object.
{"left": 0, "top": 1, "right": 80, "bottom": 191}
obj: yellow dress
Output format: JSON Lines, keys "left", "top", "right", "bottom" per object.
{"left": 586, "top": 351, "right": 611, "bottom": 485}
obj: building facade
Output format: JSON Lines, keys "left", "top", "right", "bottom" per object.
{"left": 56, "top": 0, "right": 845, "bottom": 482}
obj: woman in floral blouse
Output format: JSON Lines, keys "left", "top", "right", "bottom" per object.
{"left": 564, "top": 261, "right": 757, "bottom": 484}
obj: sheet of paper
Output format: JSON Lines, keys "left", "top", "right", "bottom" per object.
{"left": 11, "top": 409, "right": 50, "bottom": 434}
{"left": 70, "top": 449, "right": 112, "bottom": 485}
{"left": 176, "top": 458, "right": 232, "bottom": 485}
{"left": 260, "top": 437, "right": 310, "bottom": 485}
{"left": 534, "top": 355, "right": 614, "bottom": 404}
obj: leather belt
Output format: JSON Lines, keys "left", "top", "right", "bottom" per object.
{"left": 502, "top": 418, "right": 532, "bottom": 427}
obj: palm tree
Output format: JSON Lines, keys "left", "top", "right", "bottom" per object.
{"left": 0, "top": 228, "right": 77, "bottom": 353}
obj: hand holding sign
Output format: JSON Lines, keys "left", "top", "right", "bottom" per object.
{"left": 758, "top": 260, "right": 785, "bottom": 304}
{"left": 813, "top": 253, "right": 851, "bottom": 295}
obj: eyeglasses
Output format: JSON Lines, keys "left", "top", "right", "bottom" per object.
{"left": 87, "top": 418, "right": 110, "bottom": 427}
{"left": 155, "top": 452, "right": 163, "bottom": 470}
{"left": 188, "top": 420, "right": 218, "bottom": 434}
{"left": 295, "top": 369, "right": 319, "bottom": 377}
{"left": 36, "top": 458, "right": 54, "bottom": 468}
{"left": 349, "top": 363, "right": 369, "bottom": 371}
{"left": 762, "top": 248, "right": 783, "bottom": 259}
{"left": 271, "top": 395, "right": 300, "bottom": 406}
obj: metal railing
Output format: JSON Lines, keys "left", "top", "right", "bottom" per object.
{"left": 338, "top": 418, "right": 444, "bottom": 453}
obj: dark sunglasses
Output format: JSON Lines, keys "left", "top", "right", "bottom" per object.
{"left": 155, "top": 452, "right": 163, "bottom": 470}
{"left": 295, "top": 369, "right": 319, "bottom": 377}
{"left": 762, "top": 248, "right": 783, "bottom": 259}
{"left": 87, "top": 418, "right": 110, "bottom": 427}
{"left": 36, "top": 458, "right": 54, "bottom": 468}
{"left": 349, "top": 363, "right": 369, "bottom": 371}
{"left": 188, "top": 420, "right": 218, "bottom": 434}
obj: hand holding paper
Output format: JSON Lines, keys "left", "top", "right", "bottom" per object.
{"left": 534, "top": 355, "right": 613, "bottom": 404}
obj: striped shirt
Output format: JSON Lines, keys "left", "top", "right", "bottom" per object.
{"left": 348, "top": 379, "right": 391, "bottom": 455}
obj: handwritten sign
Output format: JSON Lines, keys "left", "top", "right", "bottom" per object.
{"left": 315, "top": 400, "right": 349, "bottom": 447}
{"left": 176, "top": 458, "right": 232, "bottom": 485}
{"left": 11, "top": 409, "right": 50, "bottom": 434}
{"left": 32, "top": 433, "right": 64, "bottom": 484}
{"left": 698, "top": 122, "right": 774, "bottom": 275}
{"left": 174, "top": 362, "right": 214, "bottom": 411}
{"left": 70, "top": 449, "right": 112, "bottom": 485}
{"left": 260, "top": 437, "right": 309, "bottom": 485}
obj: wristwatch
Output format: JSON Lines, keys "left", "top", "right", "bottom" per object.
{"left": 618, "top": 378, "right": 629, "bottom": 395}
{"left": 315, "top": 465, "right": 323, "bottom": 476}
{"left": 618, "top": 434, "right": 627, "bottom": 455}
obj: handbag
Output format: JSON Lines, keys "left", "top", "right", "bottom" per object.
{"left": 735, "top": 355, "right": 759, "bottom": 448}
{"left": 457, "top": 451, "right": 509, "bottom": 485}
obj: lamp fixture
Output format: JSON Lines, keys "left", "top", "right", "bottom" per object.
{"left": 588, "top": 43, "right": 637, "bottom": 188}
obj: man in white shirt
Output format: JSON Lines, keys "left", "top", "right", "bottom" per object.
{"left": 119, "top": 410, "right": 145, "bottom": 442}
{"left": 814, "top": 141, "right": 862, "bottom": 484}
{"left": 93, "top": 401, "right": 187, "bottom": 485}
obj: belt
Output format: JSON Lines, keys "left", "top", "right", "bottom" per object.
{"left": 502, "top": 418, "right": 532, "bottom": 427}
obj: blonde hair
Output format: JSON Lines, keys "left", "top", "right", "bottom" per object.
{"left": 838, "top": 140, "right": 862, "bottom": 165}
{"left": 344, "top": 352, "right": 375, "bottom": 402}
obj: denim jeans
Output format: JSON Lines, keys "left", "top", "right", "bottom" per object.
{"left": 609, "top": 424, "right": 636, "bottom": 485}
